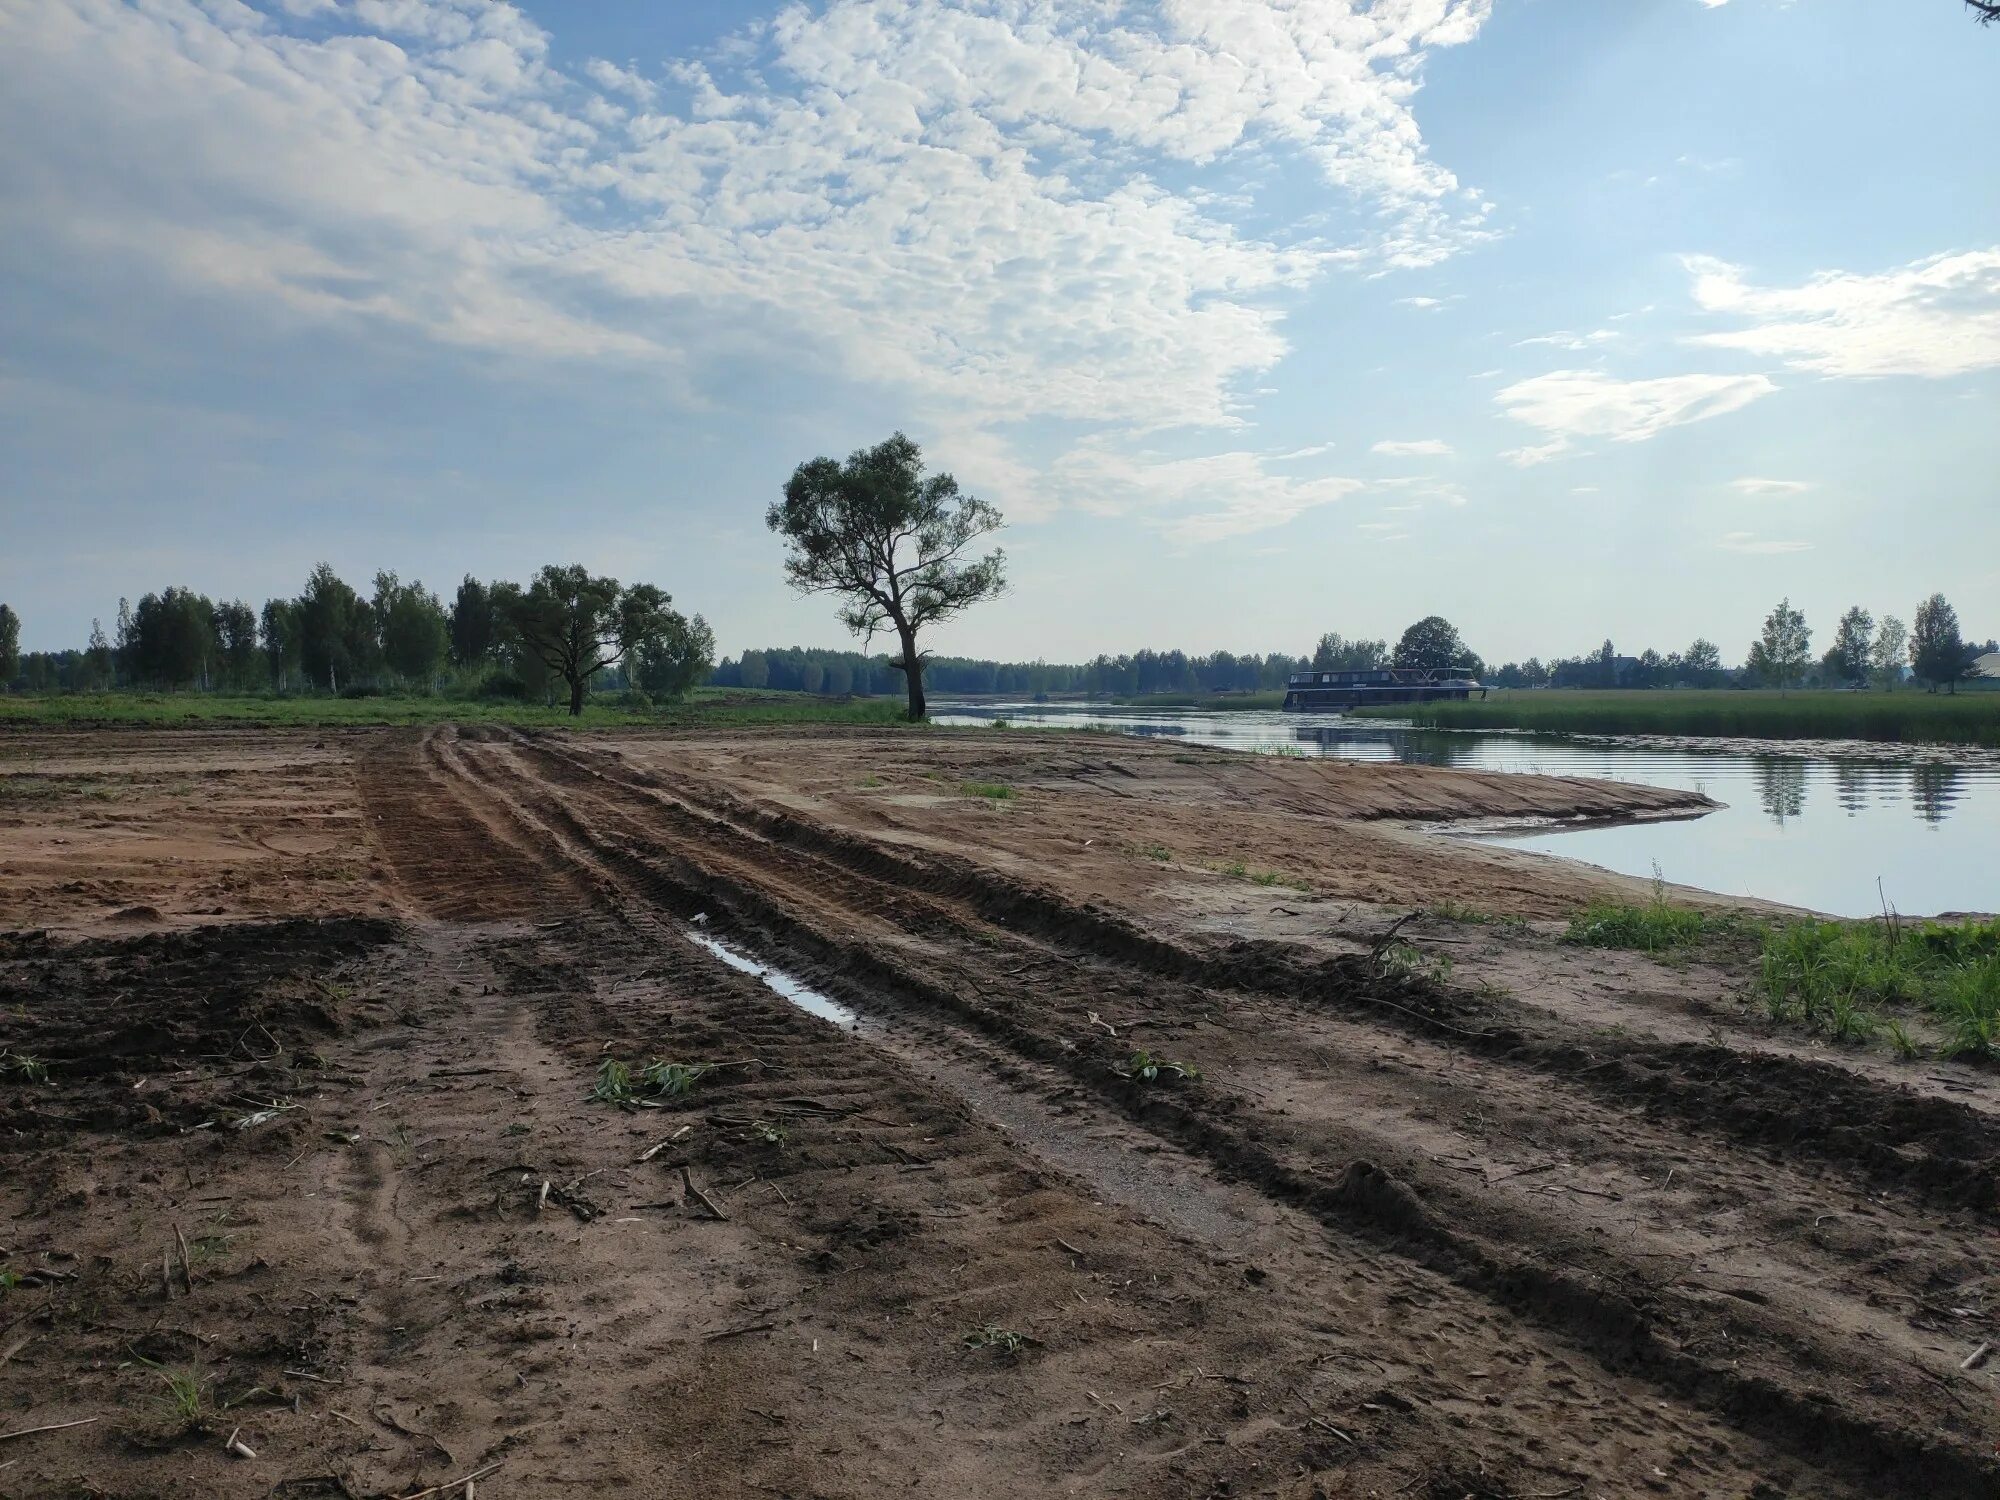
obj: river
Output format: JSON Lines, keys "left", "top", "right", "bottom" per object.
{"left": 929, "top": 701, "right": 1999, "bottom": 919}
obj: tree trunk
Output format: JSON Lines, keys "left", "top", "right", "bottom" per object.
{"left": 568, "top": 673, "right": 586, "bottom": 717}
{"left": 897, "top": 623, "right": 926, "bottom": 721}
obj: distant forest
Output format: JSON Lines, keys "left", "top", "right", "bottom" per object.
{"left": 3, "top": 584, "right": 1992, "bottom": 701}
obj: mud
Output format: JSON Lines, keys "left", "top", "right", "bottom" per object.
{"left": 1, "top": 722, "right": 1996, "bottom": 1499}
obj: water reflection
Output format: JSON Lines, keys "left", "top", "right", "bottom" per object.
{"left": 930, "top": 700, "right": 2000, "bottom": 916}
{"left": 1910, "top": 762, "right": 1965, "bottom": 827}
{"left": 1754, "top": 759, "right": 1808, "bottom": 826}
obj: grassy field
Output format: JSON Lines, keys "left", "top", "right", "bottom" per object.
{"left": 0, "top": 688, "right": 912, "bottom": 731}
{"left": 1355, "top": 688, "right": 2000, "bottom": 747}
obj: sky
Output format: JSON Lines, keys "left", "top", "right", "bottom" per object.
{"left": 2, "top": 0, "right": 1996, "bottom": 666}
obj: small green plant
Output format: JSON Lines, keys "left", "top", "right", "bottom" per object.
{"left": 1121, "top": 1050, "right": 1200, "bottom": 1083}
{"left": 960, "top": 781, "right": 1018, "bottom": 800}
{"left": 1882, "top": 1018, "right": 1922, "bottom": 1060}
{"left": 641, "top": 1060, "right": 710, "bottom": 1097}
{"left": 591, "top": 1058, "right": 638, "bottom": 1104}
{"left": 0, "top": 1050, "right": 50, "bottom": 1083}
{"left": 963, "top": 1324, "right": 1029, "bottom": 1355}
{"left": 1563, "top": 900, "right": 1722, "bottom": 955}
{"left": 1136, "top": 842, "right": 1173, "bottom": 862}
{"left": 990, "top": 718, "right": 1011, "bottom": 730}
{"left": 135, "top": 1358, "right": 212, "bottom": 1431}
{"left": 747, "top": 1119, "right": 789, "bottom": 1147}
{"left": 858, "top": 775, "right": 885, "bottom": 789}
{"left": 0, "top": 1269, "right": 23, "bottom": 1297}
{"left": 503, "top": 1121, "right": 531, "bottom": 1137}
{"left": 1936, "top": 960, "right": 2000, "bottom": 1060}
{"left": 1379, "top": 940, "right": 1454, "bottom": 984}
{"left": 1429, "top": 899, "right": 1496, "bottom": 924}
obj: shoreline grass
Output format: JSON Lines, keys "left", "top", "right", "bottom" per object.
{"left": 1354, "top": 688, "right": 2000, "bottom": 748}
{"left": 1564, "top": 896, "right": 2000, "bottom": 1058}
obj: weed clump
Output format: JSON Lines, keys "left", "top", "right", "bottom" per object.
{"left": 960, "top": 781, "right": 1018, "bottom": 800}
{"left": 591, "top": 1057, "right": 712, "bottom": 1107}
{"left": 1120, "top": 1050, "right": 1200, "bottom": 1083}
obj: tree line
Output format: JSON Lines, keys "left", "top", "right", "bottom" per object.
{"left": 0, "top": 564, "right": 713, "bottom": 716}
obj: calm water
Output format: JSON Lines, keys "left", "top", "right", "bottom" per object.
{"left": 930, "top": 701, "right": 2000, "bottom": 918}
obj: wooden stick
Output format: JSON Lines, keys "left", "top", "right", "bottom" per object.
{"left": 0, "top": 1416, "right": 99, "bottom": 1442}
{"left": 392, "top": 1457, "right": 505, "bottom": 1499}
{"left": 224, "top": 1426, "right": 257, "bottom": 1460}
{"left": 1961, "top": 1341, "right": 1991, "bottom": 1371}
{"left": 0, "top": 1333, "right": 38, "bottom": 1372}
{"left": 173, "top": 1223, "right": 195, "bottom": 1292}
{"left": 679, "top": 1166, "right": 727, "bottom": 1221}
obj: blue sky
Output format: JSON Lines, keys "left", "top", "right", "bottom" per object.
{"left": 2, "top": 0, "right": 1995, "bottom": 665}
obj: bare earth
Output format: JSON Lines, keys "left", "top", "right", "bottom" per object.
{"left": 2, "top": 723, "right": 1997, "bottom": 1500}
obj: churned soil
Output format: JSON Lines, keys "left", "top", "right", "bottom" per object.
{"left": 1, "top": 722, "right": 1996, "bottom": 1500}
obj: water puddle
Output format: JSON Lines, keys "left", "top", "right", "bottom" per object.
{"left": 680, "top": 919, "right": 1273, "bottom": 1244}
{"left": 685, "top": 924, "right": 862, "bottom": 1030}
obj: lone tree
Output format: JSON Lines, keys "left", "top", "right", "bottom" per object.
{"left": 1910, "top": 592, "right": 1970, "bottom": 694}
{"left": 1827, "top": 605, "right": 1874, "bottom": 687}
{"left": 0, "top": 603, "right": 19, "bottom": 690}
{"left": 1392, "top": 615, "right": 1480, "bottom": 676}
{"left": 1871, "top": 615, "right": 1909, "bottom": 690}
{"left": 500, "top": 564, "right": 680, "bottom": 716}
{"left": 1748, "top": 598, "right": 1812, "bottom": 694}
{"left": 768, "top": 433, "right": 1006, "bottom": 721}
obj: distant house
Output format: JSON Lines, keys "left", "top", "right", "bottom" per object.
{"left": 1973, "top": 651, "right": 2000, "bottom": 682}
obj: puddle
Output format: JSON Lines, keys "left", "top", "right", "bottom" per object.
{"left": 681, "top": 919, "right": 1275, "bottom": 1245}
{"left": 685, "top": 926, "right": 862, "bottom": 1030}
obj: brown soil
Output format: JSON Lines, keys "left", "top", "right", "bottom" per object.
{"left": 2, "top": 723, "right": 1996, "bottom": 1500}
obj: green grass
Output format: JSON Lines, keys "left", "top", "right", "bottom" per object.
{"left": 1566, "top": 898, "right": 2000, "bottom": 1057}
{"left": 959, "top": 781, "right": 1018, "bottom": 800}
{"left": 1354, "top": 688, "right": 2000, "bottom": 747}
{"left": 0, "top": 687, "right": 914, "bottom": 730}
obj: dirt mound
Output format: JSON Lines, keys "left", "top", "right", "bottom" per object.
{"left": 0, "top": 917, "right": 399, "bottom": 1137}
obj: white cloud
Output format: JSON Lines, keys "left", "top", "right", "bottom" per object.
{"left": 1685, "top": 251, "right": 2000, "bottom": 378}
{"left": 1270, "top": 442, "right": 1336, "bottom": 460}
{"left": 1730, "top": 477, "right": 1812, "bottom": 497}
{"left": 1397, "top": 295, "right": 1445, "bottom": 309}
{"left": 1371, "top": 438, "right": 1453, "bottom": 457}
{"left": 1493, "top": 368, "right": 1777, "bottom": 462}
{"left": 0, "top": 0, "right": 1498, "bottom": 534}
{"left": 1054, "top": 442, "right": 1365, "bottom": 544}
{"left": 1515, "top": 329, "right": 1617, "bottom": 351}
{"left": 1717, "top": 532, "right": 1810, "bottom": 555}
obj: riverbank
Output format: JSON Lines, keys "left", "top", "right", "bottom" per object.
{"left": 1358, "top": 687, "right": 2000, "bottom": 746}
{"left": 3, "top": 721, "right": 1996, "bottom": 1499}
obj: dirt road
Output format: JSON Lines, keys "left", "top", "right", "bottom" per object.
{"left": 3, "top": 724, "right": 1996, "bottom": 1498}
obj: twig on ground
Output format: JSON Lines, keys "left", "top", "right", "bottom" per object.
{"left": 223, "top": 1427, "right": 257, "bottom": 1460}
{"left": 704, "top": 1321, "right": 777, "bottom": 1342}
{"left": 172, "top": 1223, "right": 195, "bottom": 1292}
{"left": 679, "top": 1166, "right": 728, "bottom": 1220}
{"left": 1961, "top": 1341, "right": 1991, "bottom": 1371}
{"left": 392, "top": 1458, "right": 506, "bottom": 1500}
{"left": 0, "top": 1416, "right": 99, "bottom": 1442}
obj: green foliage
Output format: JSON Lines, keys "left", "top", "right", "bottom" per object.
{"left": 640, "top": 1060, "right": 709, "bottom": 1097}
{"left": 1911, "top": 593, "right": 1970, "bottom": 693}
{"left": 0, "top": 1049, "right": 49, "bottom": 1083}
{"left": 0, "top": 688, "right": 910, "bottom": 729}
{"left": 1748, "top": 597, "right": 1813, "bottom": 694}
{"left": 0, "top": 602, "right": 18, "bottom": 687}
{"left": 373, "top": 571, "right": 450, "bottom": 687}
{"left": 1757, "top": 916, "right": 2000, "bottom": 1055}
{"left": 592, "top": 1057, "right": 710, "bottom": 1106}
{"left": 962, "top": 1324, "right": 1029, "bottom": 1355}
{"left": 500, "top": 563, "right": 686, "bottom": 717}
{"left": 1121, "top": 1049, "right": 1200, "bottom": 1083}
{"left": 1361, "top": 689, "right": 2000, "bottom": 747}
{"left": 769, "top": 432, "right": 1007, "bottom": 720}
{"left": 631, "top": 612, "right": 716, "bottom": 703}
{"left": 1378, "top": 940, "right": 1454, "bottom": 983}
{"left": 1393, "top": 615, "right": 1480, "bottom": 676}
{"left": 1563, "top": 901, "right": 1727, "bottom": 954}
{"left": 959, "top": 781, "right": 1017, "bottom": 800}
